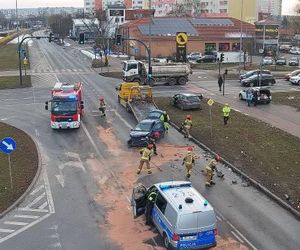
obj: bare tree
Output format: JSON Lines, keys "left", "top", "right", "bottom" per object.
{"left": 48, "top": 14, "right": 73, "bottom": 40}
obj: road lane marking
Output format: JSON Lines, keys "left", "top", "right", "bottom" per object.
{"left": 30, "top": 185, "right": 44, "bottom": 195}
{"left": 43, "top": 168, "right": 55, "bottom": 214}
{"left": 216, "top": 215, "right": 222, "bottom": 221}
{"left": 4, "top": 221, "right": 28, "bottom": 226}
{"left": 18, "top": 208, "right": 48, "bottom": 213}
{"left": 22, "top": 192, "right": 46, "bottom": 209}
{"left": 0, "top": 229, "right": 15, "bottom": 233}
{"left": 81, "top": 122, "right": 104, "bottom": 158}
{"left": 231, "top": 230, "right": 244, "bottom": 243}
{"left": 38, "top": 202, "right": 48, "bottom": 210}
{"left": 14, "top": 215, "right": 40, "bottom": 219}
{"left": 110, "top": 109, "right": 132, "bottom": 130}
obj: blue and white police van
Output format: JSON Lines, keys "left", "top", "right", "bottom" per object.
{"left": 132, "top": 181, "right": 217, "bottom": 249}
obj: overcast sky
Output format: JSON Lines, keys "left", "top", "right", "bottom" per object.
{"left": 0, "top": 0, "right": 298, "bottom": 15}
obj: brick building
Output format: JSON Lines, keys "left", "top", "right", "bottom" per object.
{"left": 118, "top": 17, "right": 255, "bottom": 58}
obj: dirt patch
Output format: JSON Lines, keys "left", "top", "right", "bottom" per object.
{"left": 272, "top": 91, "right": 300, "bottom": 111}
{"left": 86, "top": 125, "right": 247, "bottom": 249}
{"left": 155, "top": 97, "right": 300, "bottom": 210}
{"left": 0, "top": 122, "right": 38, "bottom": 213}
{"left": 99, "top": 71, "right": 122, "bottom": 79}
{"left": 0, "top": 75, "right": 31, "bottom": 89}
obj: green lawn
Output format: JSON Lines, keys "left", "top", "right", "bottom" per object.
{"left": 272, "top": 91, "right": 300, "bottom": 111}
{"left": 0, "top": 75, "right": 31, "bottom": 89}
{"left": 0, "top": 123, "right": 38, "bottom": 213}
{"left": 155, "top": 97, "right": 300, "bottom": 209}
{"left": 0, "top": 44, "right": 30, "bottom": 71}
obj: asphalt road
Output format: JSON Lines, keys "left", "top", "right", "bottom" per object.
{"left": 0, "top": 33, "right": 299, "bottom": 250}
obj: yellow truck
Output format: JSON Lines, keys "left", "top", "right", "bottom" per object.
{"left": 116, "top": 82, "right": 156, "bottom": 121}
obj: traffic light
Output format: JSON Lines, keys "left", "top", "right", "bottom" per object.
{"left": 220, "top": 53, "right": 224, "bottom": 62}
{"left": 116, "top": 34, "right": 122, "bottom": 46}
{"left": 48, "top": 32, "right": 53, "bottom": 43}
{"left": 79, "top": 33, "right": 85, "bottom": 44}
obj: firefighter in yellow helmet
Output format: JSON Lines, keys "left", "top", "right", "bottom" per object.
{"left": 137, "top": 144, "right": 153, "bottom": 175}
{"left": 182, "top": 146, "right": 196, "bottom": 178}
{"left": 205, "top": 155, "right": 221, "bottom": 187}
{"left": 182, "top": 114, "right": 193, "bottom": 138}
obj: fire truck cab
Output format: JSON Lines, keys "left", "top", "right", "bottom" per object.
{"left": 45, "top": 82, "right": 84, "bottom": 129}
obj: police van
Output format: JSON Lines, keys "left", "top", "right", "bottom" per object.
{"left": 132, "top": 181, "right": 217, "bottom": 249}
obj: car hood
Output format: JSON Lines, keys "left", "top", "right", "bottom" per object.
{"left": 130, "top": 130, "right": 150, "bottom": 138}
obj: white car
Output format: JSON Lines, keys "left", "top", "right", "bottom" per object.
{"left": 239, "top": 87, "right": 272, "bottom": 105}
{"left": 262, "top": 57, "right": 273, "bottom": 65}
{"left": 289, "top": 73, "right": 300, "bottom": 85}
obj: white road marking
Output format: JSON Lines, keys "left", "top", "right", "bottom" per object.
{"left": 30, "top": 185, "right": 44, "bottom": 196}
{"left": 231, "top": 230, "right": 245, "bottom": 243}
{"left": 0, "top": 229, "right": 15, "bottom": 233}
{"left": 55, "top": 174, "right": 65, "bottom": 188}
{"left": 38, "top": 202, "right": 48, "bottom": 210}
{"left": 49, "top": 242, "right": 62, "bottom": 248}
{"left": 4, "top": 221, "right": 28, "bottom": 226}
{"left": 14, "top": 215, "right": 40, "bottom": 219}
{"left": 81, "top": 122, "right": 104, "bottom": 158}
{"left": 216, "top": 215, "right": 222, "bottom": 221}
{"left": 49, "top": 233, "right": 59, "bottom": 239}
{"left": 43, "top": 168, "right": 55, "bottom": 214}
{"left": 110, "top": 109, "right": 132, "bottom": 130}
{"left": 18, "top": 208, "right": 48, "bottom": 213}
{"left": 22, "top": 192, "right": 46, "bottom": 209}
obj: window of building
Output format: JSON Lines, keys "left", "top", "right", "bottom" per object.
{"left": 219, "top": 1, "right": 228, "bottom": 5}
{"left": 220, "top": 9, "right": 227, "bottom": 13}
{"left": 121, "top": 18, "right": 124, "bottom": 22}
{"left": 86, "top": 2, "right": 90, "bottom": 6}
{"left": 219, "top": 43, "right": 230, "bottom": 51}
{"left": 205, "top": 43, "right": 216, "bottom": 52}
{"left": 232, "top": 43, "right": 240, "bottom": 51}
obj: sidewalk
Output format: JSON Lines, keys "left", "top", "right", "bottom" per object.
{"left": 0, "top": 70, "right": 28, "bottom": 76}
{"left": 188, "top": 83, "right": 300, "bottom": 139}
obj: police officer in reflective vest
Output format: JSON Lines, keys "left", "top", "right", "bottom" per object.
{"left": 160, "top": 111, "right": 170, "bottom": 133}
{"left": 145, "top": 190, "right": 157, "bottom": 225}
{"left": 205, "top": 155, "right": 221, "bottom": 187}
{"left": 222, "top": 103, "right": 231, "bottom": 125}
{"left": 137, "top": 144, "right": 153, "bottom": 175}
{"left": 182, "top": 146, "right": 196, "bottom": 178}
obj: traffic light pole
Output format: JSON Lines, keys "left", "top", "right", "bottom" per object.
{"left": 18, "top": 36, "right": 51, "bottom": 86}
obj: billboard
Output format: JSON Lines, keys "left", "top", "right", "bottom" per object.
{"left": 255, "top": 25, "right": 279, "bottom": 40}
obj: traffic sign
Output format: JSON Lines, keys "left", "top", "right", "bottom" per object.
{"left": 207, "top": 99, "right": 214, "bottom": 106}
{"left": 23, "top": 57, "right": 28, "bottom": 65}
{"left": 176, "top": 32, "right": 188, "bottom": 45}
{"left": 0, "top": 137, "right": 17, "bottom": 155}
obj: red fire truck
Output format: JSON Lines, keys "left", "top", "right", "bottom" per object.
{"left": 45, "top": 82, "right": 84, "bottom": 129}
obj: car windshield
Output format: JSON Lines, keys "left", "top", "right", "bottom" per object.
{"left": 291, "top": 57, "right": 298, "bottom": 61}
{"left": 51, "top": 101, "right": 77, "bottom": 116}
{"left": 134, "top": 121, "right": 152, "bottom": 132}
{"left": 186, "top": 96, "right": 200, "bottom": 102}
{"left": 148, "top": 111, "right": 162, "bottom": 119}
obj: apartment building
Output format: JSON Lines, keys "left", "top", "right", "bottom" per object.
{"left": 84, "top": 0, "right": 95, "bottom": 14}
{"left": 258, "top": 0, "right": 282, "bottom": 16}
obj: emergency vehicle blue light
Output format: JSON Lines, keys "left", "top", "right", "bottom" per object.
{"left": 68, "top": 95, "right": 77, "bottom": 100}
{"left": 204, "top": 200, "right": 208, "bottom": 207}
{"left": 160, "top": 183, "right": 192, "bottom": 190}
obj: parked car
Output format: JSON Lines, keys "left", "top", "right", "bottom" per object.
{"left": 239, "top": 69, "right": 271, "bottom": 81}
{"left": 187, "top": 52, "right": 202, "bottom": 61}
{"left": 241, "top": 74, "right": 276, "bottom": 87}
{"left": 146, "top": 109, "right": 165, "bottom": 120}
{"left": 127, "top": 119, "right": 164, "bottom": 147}
{"left": 285, "top": 69, "right": 300, "bottom": 81}
{"left": 289, "top": 73, "right": 300, "bottom": 85}
{"left": 171, "top": 93, "right": 203, "bottom": 110}
{"left": 275, "top": 56, "right": 287, "bottom": 65}
{"left": 289, "top": 47, "right": 300, "bottom": 55}
{"left": 239, "top": 87, "right": 272, "bottom": 104}
{"left": 262, "top": 56, "right": 273, "bottom": 65}
{"left": 279, "top": 44, "right": 292, "bottom": 52}
{"left": 288, "top": 57, "right": 299, "bottom": 66}
{"left": 196, "top": 55, "right": 216, "bottom": 63}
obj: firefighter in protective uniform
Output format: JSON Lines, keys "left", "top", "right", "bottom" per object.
{"left": 182, "top": 147, "right": 196, "bottom": 178}
{"left": 137, "top": 144, "right": 153, "bottom": 175}
{"left": 205, "top": 155, "right": 221, "bottom": 187}
{"left": 182, "top": 115, "right": 193, "bottom": 138}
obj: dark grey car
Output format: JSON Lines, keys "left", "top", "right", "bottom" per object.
{"left": 171, "top": 93, "right": 202, "bottom": 110}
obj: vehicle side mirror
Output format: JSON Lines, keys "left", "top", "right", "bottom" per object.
{"left": 45, "top": 101, "right": 48, "bottom": 110}
{"left": 81, "top": 104, "right": 84, "bottom": 109}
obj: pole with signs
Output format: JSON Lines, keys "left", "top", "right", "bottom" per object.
{"left": 23, "top": 57, "right": 28, "bottom": 76}
{"left": 0, "top": 137, "right": 17, "bottom": 189}
{"left": 223, "top": 69, "right": 228, "bottom": 96}
{"left": 207, "top": 99, "right": 214, "bottom": 139}
{"left": 176, "top": 32, "right": 188, "bottom": 62}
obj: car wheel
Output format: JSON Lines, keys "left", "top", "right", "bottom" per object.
{"left": 163, "top": 233, "right": 173, "bottom": 250}
{"left": 298, "top": 81, "right": 300, "bottom": 86}
{"left": 239, "top": 94, "right": 243, "bottom": 100}
{"left": 127, "top": 139, "right": 132, "bottom": 147}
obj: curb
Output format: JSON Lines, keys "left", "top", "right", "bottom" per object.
{"left": 170, "top": 121, "right": 300, "bottom": 221}
{"left": 0, "top": 136, "right": 42, "bottom": 219}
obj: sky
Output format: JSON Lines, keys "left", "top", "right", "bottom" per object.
{"left": 0, "top": 0, "right": 83, "bottom": 9}
{"left": 0, "top": 0, "right": 298, "bottom": 15}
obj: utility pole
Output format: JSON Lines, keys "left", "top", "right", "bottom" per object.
{"left": 239, "top": 0, "right": 244, "bottom": 74}
{"left": 148, "top": 0, "right": 152, "bottom": 78}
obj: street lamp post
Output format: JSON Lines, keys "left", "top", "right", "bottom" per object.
{"left": 239, "top": 0, "right": 244, "bottom": 73}
{"left": 148, "top": 0, "right": 152, "bottom": 78}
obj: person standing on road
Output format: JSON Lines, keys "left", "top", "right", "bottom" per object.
{"left": 205, "top": 155, "right": 221, "bottom": 187}
{"left": 160, "top": 111, "right": 170, "bottom": 133}
{"left": 182, "top": 115, "right": 193, "bottom": 138}
{"left": 182, "top": 147, "right": 196, "bottom": 178}
{"left": 99, "top": 97, "right": 106, "bottom": 117}
{"left": 137, "top": 144, "right": 153, "bottom": 175}
{"left": 252, "top": 90, "right": 258, "bottom": 106}
{"left": 145, "top": 189, "right": 157, "bottom": 225}
{"left": 222, "top": 103, "right": 231, "bottom": 125}
{"left": 146, "top": 132, "right": 159, "bottom": 155}
{"left": 246, "top": 91, "right": 253, "bottom": 107}
{"left": 218, "top": 75, "right": 223, "bottom": 92}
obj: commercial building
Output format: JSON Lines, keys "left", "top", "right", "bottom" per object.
{"left": 71, "top": 19, "right": 99, "bottom": 40}
{"left": 118, "top": 17, "right": 255, "bottom": 58}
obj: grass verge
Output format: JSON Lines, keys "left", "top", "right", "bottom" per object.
{"left": 0, "top": 122, "right": 38, "bottom": 213}
{"left": 155, "top": 97, "right": 300, "bottom": 209}
{"left": 0, "top": 44, "right": 30, "bottom": 71}
{"left": 272, "top": 91, "right": 300, "bottom": 111}
{"left": 0, "top": 75, "right": 31, "bottom": 89}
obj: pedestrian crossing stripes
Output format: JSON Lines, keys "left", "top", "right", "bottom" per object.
{"left": 31, "top": 68, "right": 95, "bottom": 74}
